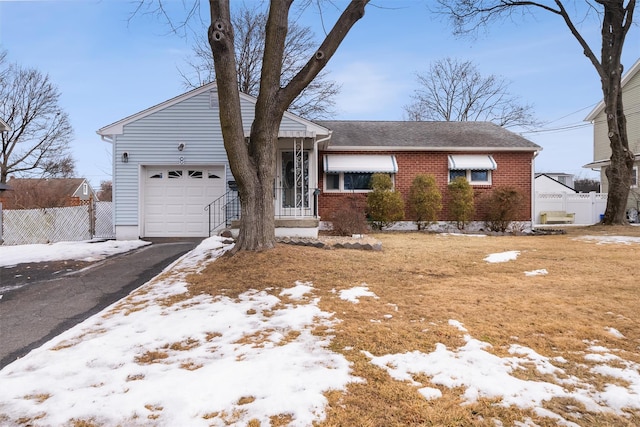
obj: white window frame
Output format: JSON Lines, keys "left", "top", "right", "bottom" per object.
{"left": 448, "top": 169, "right": 492, "bottom": 186}
{"left": 324, "top": 172, "right": 395, "bottom": 193}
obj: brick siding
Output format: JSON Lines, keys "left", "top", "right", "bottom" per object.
{"left": 317, "top": 150, "right": 534, "bottom": 222}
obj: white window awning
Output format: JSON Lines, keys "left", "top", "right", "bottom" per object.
{"left": 324, "top": 155, "right": 398, "bottom": 173}
{"left": 448, "top": 155, "right": 497, "bottom": 170}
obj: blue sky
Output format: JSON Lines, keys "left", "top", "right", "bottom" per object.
{"left": 1, "top": 0, "right": 639, "bottom": 187}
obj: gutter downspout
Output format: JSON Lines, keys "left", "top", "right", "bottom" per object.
{"left": 532, "top": 149, "right": 541, "bottom": 228}
{"left": 313, "top": 131, "right": 333, "bottom": 218}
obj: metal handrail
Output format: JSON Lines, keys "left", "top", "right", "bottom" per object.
{"left": 205, "top": 190, "right": 240, "bottom": 236}
{"left": 205, "top": 186, "right": 321, "bottom": 236}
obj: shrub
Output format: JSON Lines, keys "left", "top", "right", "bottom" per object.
{"left": 407, "top": 174, "right": 442, "bottom": 230}
{"left": 366, "top": 173, "right": 405, "bottom": 230}
{"left": 447, "top": 176, "right": 474, "bottom": 230}
{"left": 330, "top": 194, "right": 369, "bottom": 236}
{"left": 483, "top": 186, "right": 524, "bottom": 232}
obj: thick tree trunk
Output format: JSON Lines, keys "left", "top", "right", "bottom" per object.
{"left": 599, "top": 1, "right": 634, "bottom": 225}
{"left": 602, "top": 89, "right": 633, "bottom": 224}
{"left": 208, "top": 0, "right": 368, "bottom": 252}
{"left": 235, "top": 170, "right": 276, "bottom": 251}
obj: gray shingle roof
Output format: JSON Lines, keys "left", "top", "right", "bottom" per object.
{"left": 315, "top": 121, "right": 541, "bottom": 151}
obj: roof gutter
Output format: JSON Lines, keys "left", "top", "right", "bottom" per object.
{"left": 325, "top": 145, "right": 540, "bottom": 152}
{"left": 99, "top": 133, "right": 114, "bottom": 144}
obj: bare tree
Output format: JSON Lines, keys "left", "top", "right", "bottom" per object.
{"left": 211, "top": 0, "right": 368, "bottom": 251}
{"left": 0, "top": 54, "right": 75, "bottom": 184}
{"left": 97, "top": 180, "right": 113, "bottom": 201}
{"left": 180, "top": 4, "right": 340, "bottom": 119}
{"left": 404, "top": 57, "right": 538, "bottom": 128}
{"left": 436, "top": 0, "right": 636, "bottom": 224}
{"left": 138, "top": 1, "right": 369, "bottom": 252}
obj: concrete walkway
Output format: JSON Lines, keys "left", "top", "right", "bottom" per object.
{"left": 0, "top": 240, "right": 201, "bottom": 369}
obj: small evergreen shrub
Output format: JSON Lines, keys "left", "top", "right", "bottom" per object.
{"left": 407, "top": 174, "right": 442, "bottom": 230}
{"left": 330, "top": 195, "right": 368, "bottom": 236}
{"left": 366, "top": 173, "right": 405, "bottom": 230}
{"left": 447, "top": 176, "right": 474, "bottom": 230}
{"left": 483, "top": 186, "right": 524, "bottom": 232}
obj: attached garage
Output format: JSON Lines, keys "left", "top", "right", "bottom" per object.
{"left": 142, "top": 165, "right": 225, "bottom": 237}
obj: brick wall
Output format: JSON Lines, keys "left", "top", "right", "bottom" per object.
{"left": 317, "top": 150, "right": 534, "bottom": 222}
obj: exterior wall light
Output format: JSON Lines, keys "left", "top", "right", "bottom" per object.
{"left": 122, "top": 152, "right": 129, "bottom": 163}
{"left": 178, "top": 142, "right": 185, "bottom": 151}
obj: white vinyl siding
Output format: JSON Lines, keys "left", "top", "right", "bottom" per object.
{"left": 113, "top": 91, "right": 229, "bottom": 226}
{"left": 592, "top": 66, "right": 640, "bottom": 192}
{"left": 109, "top": 85, "right": 325, "bottom": 233}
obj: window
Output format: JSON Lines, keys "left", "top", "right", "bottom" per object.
{"left": 82, "top": 183, "right": 88, "bottom": 195}
{"left": 325, "top": 172, "right": 393, "bottom": 192}
{"left": 168, "top": 170, "right": 183, "bottom": 179}
{"left": 149, "top": 172, "right": 163, "bottom": 179}
{"left": 448, "top": 155, "right": 496, "bottom": 186}
{"left": 188, "top": 170, "right": 203, "bottom": 179}
{"left": 323, "top": 154, "right": 397, "bottom": 192}
{"left": 344, "top": 173, "right": 373, "bottom": 190}
{"left": 326, "top": 174, "right": 340, "bottom": 190}
{"left": 208, "top": 171, "right": 221, "bottom": 179}
{"left": 632, "top": 167, "right": 638, "bottom": 188}
{"left": 448, "top": 169, "right": 492, "bottom": 185}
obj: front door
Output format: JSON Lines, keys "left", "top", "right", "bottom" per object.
{"left": 279, "top": 150, "right": 310, "bottom": 217}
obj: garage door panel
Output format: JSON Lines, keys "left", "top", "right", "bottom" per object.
{"left": 186, "top": 187, "right": 205, "bottom": 197}
{"left": 185, "top": 205, "right": 205, "bottom": 215}
{"left": 143, "top": 165, "right": 225, "bottom": 237}
{"left": 165, "top": 205, "right": 185, "bottom": 215}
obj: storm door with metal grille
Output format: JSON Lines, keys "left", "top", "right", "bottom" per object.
{"left": 279, "top": 146, "right": 310, "bottom": 218}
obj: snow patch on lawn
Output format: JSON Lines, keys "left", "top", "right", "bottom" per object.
{"left": 484, "top": 250, "right": 520, "bottom": 263}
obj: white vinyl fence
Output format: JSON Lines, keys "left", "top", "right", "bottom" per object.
{"left": 534, "top": 192, "right": 607, "bottom": 225}
{"left": 0, "top": 201, "right": 114, "bottom": 245}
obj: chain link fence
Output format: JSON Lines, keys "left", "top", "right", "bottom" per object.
{"left": 0, "top": 201, "right": 114, "bottom": 246}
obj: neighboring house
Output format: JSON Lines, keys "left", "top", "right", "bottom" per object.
{"left": 537, "top": 172, "right": 574, "bottom": 189}
{"left": 534, "top": 173, "right": 577, "bottom": 193}
{"left": 0, "top": 178, "right": 97, "bottom": 210}
{"left": 0, "top": 118, "right": 10, "bottom": 132}
{"left": 97, "top": 83, "right": 541, "bottom": 240}
{"left": 584, "top": 57, "right": 640, "bottom": 210}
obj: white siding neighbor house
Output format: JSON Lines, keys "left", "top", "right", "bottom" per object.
{"left": 97, "top": 83, "right": 330, "bottom": 240}
{"left": 535, "top": 173, "right": 577, "bottom": 193}
{"left": 584, "top": 58, "right": 640, "bottom": 211}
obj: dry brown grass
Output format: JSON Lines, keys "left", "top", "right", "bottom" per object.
{"left": 186, "top": 225, "right": 640, "bottom": 426}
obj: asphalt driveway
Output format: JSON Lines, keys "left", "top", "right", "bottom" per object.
{"left": 0, "top": 238, "right": 202, "bottom": 369}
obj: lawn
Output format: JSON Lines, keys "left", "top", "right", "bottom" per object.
{"left": 191, "top": 225, "right": 640, "bottom": 426}
{"left": 1, "top": 225, "right": 639, "bottom": 426}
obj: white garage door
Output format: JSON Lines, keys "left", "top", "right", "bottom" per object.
{"left": 143, "top": 165, "right": 225, "bottom": 237}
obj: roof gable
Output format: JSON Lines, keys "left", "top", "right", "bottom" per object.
{"left": 585, "top": 58, "right": 640, "bottom": 121}
{"left": 316, "top": 121, "right": 541, "bottom": 151}
{"left": 7, "top": 178, "right": 90, "bottom": 197}
{"left": 97, "top": 82, "right": 329, "bottom": 137}
{"left": 534, "top": 173, "right": 577, "bottom": 192}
